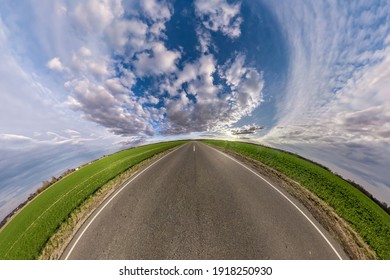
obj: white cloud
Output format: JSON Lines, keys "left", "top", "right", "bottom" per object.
{"left": 196, "top": 27, "right": 213, "bottom": 54}
{"left": 150, "top": 21, "right": 167, "bottom": 37}
{"left": 69, "top": 49, "right": 112, "bottom": 80}
{"left": 141, "top": 0, "right": 172, "bottom": 22}
{"left": 66, "top": 79, "right": 154, "bottom": 136}
{"left": 71, "top": 0, "right": 124, "bottom": 34}
{"left": 88, "top": 61, "right": 110, "bottom": 79}
{"left": 79, "top": 46, "right": 92, "bottom": 57}
{"left": 148, "top": 96, "right": 160, "bottom": 104}
{"left": 106, "top": 19, "right": 148, "bottom": 53}
{"left": 222, "top": 53, "right": 247, "bottom": 88}
{"left": 0, "top": 131, "right": 99, "bottom": 147}
{"left": 47, "top": 57, "right": 64, "bottom": 72}
{"left": 64, "top": 129, "right": 79, "bottom": 135}
{"left": 104, "top": 78, "right": 128, "bottom": 94}
{"left": 230, "top": 124, "right": 264, "bottom": 135}
{"left": 221, "top": 54, "right": 264, "bottom": 117}
{"left": 0, "top": 134, "right": 33, "bottom": 142}
{"left": 134, "top": 42, "right": 181, "bottom": 76}
{"left": 194, "top": 0, "right": 243, "bottom": 39}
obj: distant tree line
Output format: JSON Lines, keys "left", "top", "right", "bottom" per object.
{"left": 0, "top": 168, "right": 76, "bottom": 229}
{"left": 345, "top": 179, "right": 390, "bottom": 215}
{"left": 241, "top": 140, "right": 390, "bottom": 215}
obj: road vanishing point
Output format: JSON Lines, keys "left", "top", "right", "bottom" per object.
{"left": 63, "top": 141, "right": 347, "bottom": 260}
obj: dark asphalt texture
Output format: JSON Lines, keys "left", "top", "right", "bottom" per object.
{"left": 63, "top": 141, "right": 346, "bottom": 259}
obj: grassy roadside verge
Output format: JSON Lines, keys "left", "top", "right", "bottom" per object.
{"left": 203, "top": 140, "right": 390, "bottom": 259}
{"left": 0, "top": 141, "right": 186, "bottom": 259}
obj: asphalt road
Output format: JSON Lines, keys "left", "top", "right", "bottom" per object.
{"left": 63, "top": 141, "right": 346, "bottom": 260}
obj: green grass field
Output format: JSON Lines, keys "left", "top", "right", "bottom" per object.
{"left": 0, "top": 141, "right": 185, "bottom": 259}
{"left": 203, "top": 140, "right": 390, "bottom": 259}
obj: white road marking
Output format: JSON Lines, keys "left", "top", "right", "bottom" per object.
{"left": 193, "top": 145, "right": 196, "bottom": 152}
{"left": 208, "top": 145, "right": 343, "bottom": 260}
{"left": 64, "top": 144, "right": 186, "bottom": 260}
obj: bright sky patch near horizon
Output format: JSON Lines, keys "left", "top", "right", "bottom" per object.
{"left": 1, "top": 0, "right": 390, "bottom": 219}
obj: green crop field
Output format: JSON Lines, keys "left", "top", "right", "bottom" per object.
{"left": 203, "top": 140, "right": 390, "bottom": 259}
{"left": 0, "top": 141, "right": 186, "bottom": 259}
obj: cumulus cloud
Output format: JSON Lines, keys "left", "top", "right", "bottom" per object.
{"left": 70, "top": 48, "right": 110, "bottom": 78}
{"left": 141, "top": 0, "right": 172, "bottom": 22}
{"left": 196, "top": 27, "right": 213, "bottom": 54}
{"left": 71, "top": 0, "right": 124, "bottom": 34}
{"left": 106, "top": 19, "right": 148, "bottom": 53}
{"left": 150, "top": 21, "right": 167, "bottom": 38}
{"left": 66, "top": 79, "right": 154, "bottom": 136}
{"left": 133, "top": 42, "right": 181, "bottom": 76}
{"left": 195, "top": 0, "right": 243, "bottom": 39}
{"left": 222, "top": 53, "right": 247, "bottom": 87}
{"left": 47, "top": 57, "right": 64, "bottom": 72}
{"left": 220, "top": 54, "right": 264, "bottom": 118}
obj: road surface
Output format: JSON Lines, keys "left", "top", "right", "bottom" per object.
{"left": 63, "top": 141, "right": 346, "bottom": 259}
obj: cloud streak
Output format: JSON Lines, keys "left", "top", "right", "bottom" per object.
{"left": 231, "top": 125, "right": 264, "bottom": 135}
{"left": 261, "top": 0, "right": 390, "bottom": 203}
{"left": 263, "top": 0, "right": 390, "bottom": 144}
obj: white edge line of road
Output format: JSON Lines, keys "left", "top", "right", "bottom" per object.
{"left": 64, "top": 144, "right": 186, "bottom": 260}
{"left": 208, "top": 145, "right": 343, "bottom": 260}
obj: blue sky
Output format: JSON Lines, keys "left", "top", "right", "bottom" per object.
{"left": 0, "top": 0, "right": 390, "bottom": 220}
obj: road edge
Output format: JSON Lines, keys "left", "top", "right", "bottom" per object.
{"left": 39, "top": 145, "right": 185, "bottom": 260}
{"left": 204, "top": 143, "right": 377, "bottom": 260}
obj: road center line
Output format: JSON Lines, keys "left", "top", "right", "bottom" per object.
{"left": 193, "top": 145, "right": 195, "bottom": 152}
{"left": 207, "top": 144, "right": 343, "bottom": 260}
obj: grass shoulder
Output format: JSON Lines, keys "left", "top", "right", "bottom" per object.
{"left": 203, "top": 139, "right": 390, "bottom": 260}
